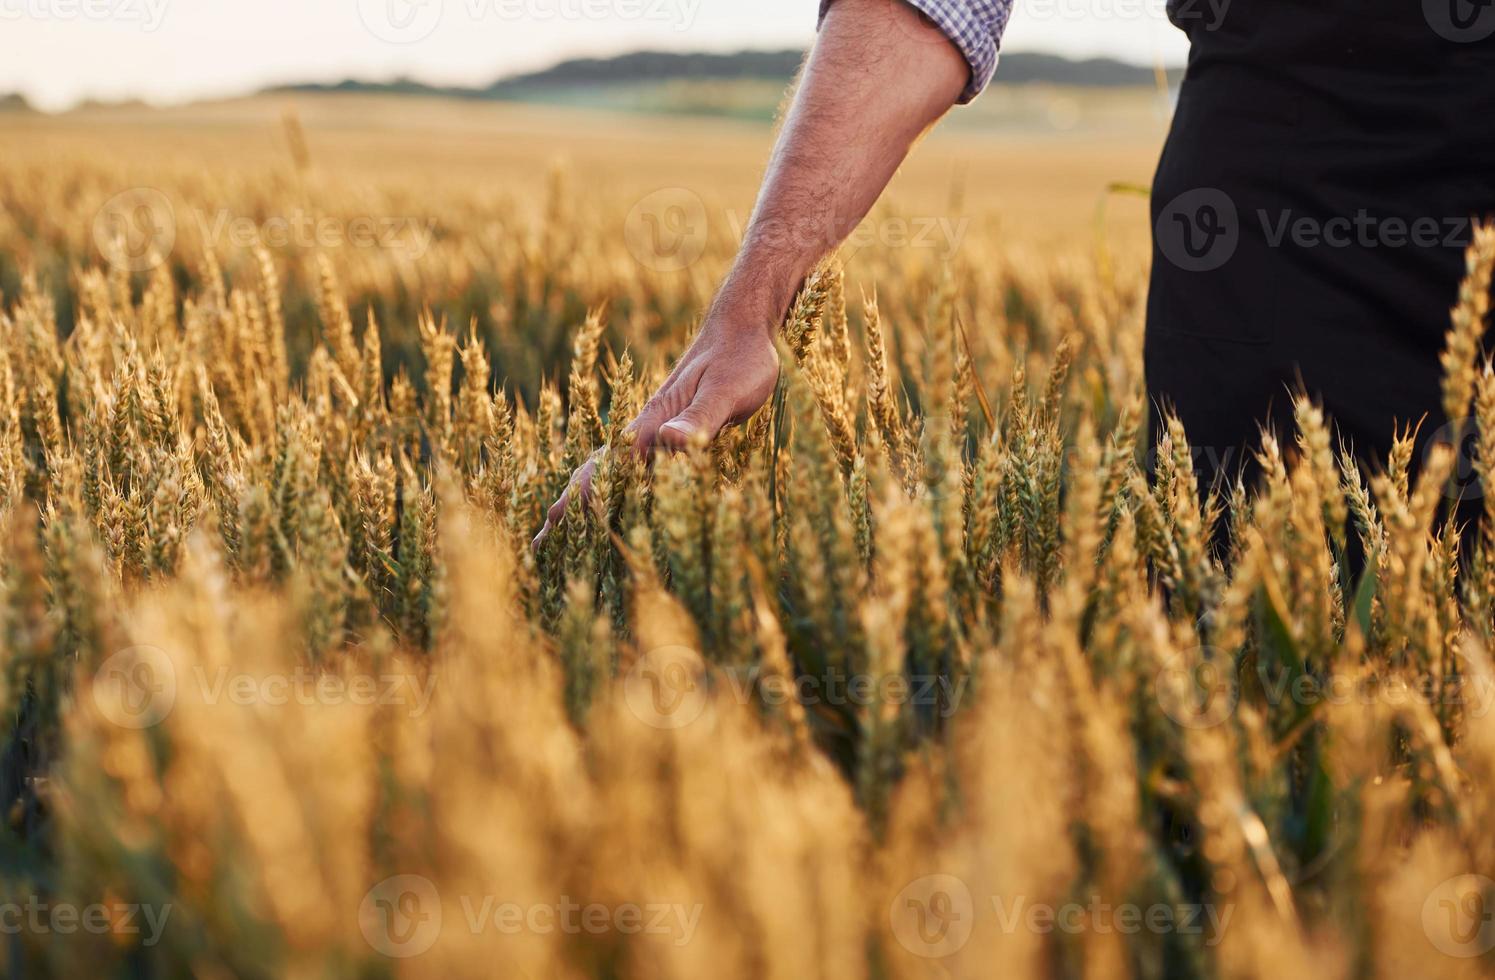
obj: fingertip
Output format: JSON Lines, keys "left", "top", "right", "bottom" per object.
{"left": 632, "top": 424, "right": 660, "bottom": 459}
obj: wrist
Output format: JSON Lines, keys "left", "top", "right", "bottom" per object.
{"left": 715, "top": 245, "right": 818, "bottom": 341}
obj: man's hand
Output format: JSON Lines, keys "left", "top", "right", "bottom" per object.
{"left": 630, "top": 313, "right": 781, "bottom": 455}
{"left": 532, "top": 309, "right": 779, "bottom": 549}
{"left": 534, "top": 0, "right": 969, "bottom": 548}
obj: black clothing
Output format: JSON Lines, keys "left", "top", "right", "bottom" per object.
{"left": 1147, "top": 0, "right": 1495, "bottom": 502}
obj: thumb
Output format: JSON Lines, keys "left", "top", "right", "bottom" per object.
{"left": 657, "top": 387, "right": 733, "bottom": 451}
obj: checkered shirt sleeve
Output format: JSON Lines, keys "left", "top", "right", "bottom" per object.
{"left": 818, "top": 0, "right": 1013, "bottom": 103}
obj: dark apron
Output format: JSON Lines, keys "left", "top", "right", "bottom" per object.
{"left": 1146, "top": 0, "right": 1495, "bottom": 493}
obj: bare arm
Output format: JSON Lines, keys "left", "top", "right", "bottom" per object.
{"left": 706, "top": 0, "right": 971, "bottom": 353}
{"left": 536, "top": 0, "right": 970, "bottom": 546}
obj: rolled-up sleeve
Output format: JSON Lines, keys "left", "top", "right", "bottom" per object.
{"left": 818, "top": 0, "right": 1013, "bottom": 104}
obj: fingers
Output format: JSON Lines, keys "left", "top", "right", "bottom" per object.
{"left": 545, "top": 486, "right": 570, "bottom": 528}
{"left": 535, "top": 383, "right": 733, "bottom": 547}
{"left": 629, "top": 360, "right": 702, "bottom": 455}
{"left": 628, "top": 398, "right": 672, "bottom": 457}
{"left": 532, "top": 485, "right": 570, "bottom": 551}
{"left": 531, "top": 456, "right": 598, "bottom": 551}
{"left": 657, "top": 386, "right": 733, "bottom": 452}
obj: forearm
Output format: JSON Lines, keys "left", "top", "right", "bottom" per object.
{"left": 715, "top": 0, "right": 969, "bottom": 334}
{"left": 538, "top": 0, "right": 983, "bottom": 542}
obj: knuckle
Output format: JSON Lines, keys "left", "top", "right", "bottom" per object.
{"left": 685, "top": 403, "right": 717, "bottom": 427}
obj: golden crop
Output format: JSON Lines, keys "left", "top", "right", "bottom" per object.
{"left": 0, "top": 100, "right": 1491, "bottom": 979}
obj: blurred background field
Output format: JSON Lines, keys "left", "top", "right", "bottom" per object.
{"left": 0, "top": 69, "right": 1169, "bottom": 402}
{"left": 1, "top": 81, "right": 1169, "bottom": 244}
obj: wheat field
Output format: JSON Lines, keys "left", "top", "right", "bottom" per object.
{"left": 0, "top": 97, "right": 1492, "bottom": 979}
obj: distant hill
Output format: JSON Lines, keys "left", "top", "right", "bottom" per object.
{"left": 266, "top": 76, "right": 477, "bottom": 101}
{"left": 0, "top": 93, "right": 34, "bottom": 113}
{"left": 73, "top": 97, "right": 153, "bottom": 112}
{"left": 491, "top": 50, "right": 810, "bottom": 92}
{"left": 269, "top": 48, "right": 1167, "bottom": 101}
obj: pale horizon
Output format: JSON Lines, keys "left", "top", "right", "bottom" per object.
{"left": 3, "top": 0, "right": 1190, "bottom": 112}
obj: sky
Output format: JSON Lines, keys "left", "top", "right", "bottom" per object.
{"left": 1, "top": 0, "right": 1190, "bottom": 112}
